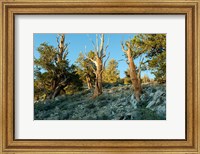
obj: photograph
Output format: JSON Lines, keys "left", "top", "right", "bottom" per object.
{"left": 34, "top": 33, "right": 166, "bottom": 120}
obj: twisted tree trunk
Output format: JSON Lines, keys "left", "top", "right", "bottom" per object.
{"left": 50, "top": 34, "right": 68, "bottom": 99}
{"left": 86, "top": 75, "right": 93, "bottom": 89}
{"left": 57, "top": 34, "right": 65, "bottom": 63}
{"left": 85, "top": 34, "right": 109, "bottom": 98}
{"left": 93, "top": 58, "right": 103, "bottom": 97}
{"left": 121, "top": 42, "right": 142, "bottom": 102}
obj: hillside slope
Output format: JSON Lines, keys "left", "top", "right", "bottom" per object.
{"left": 34, "top": 84, "right": 166, "bottom": 120}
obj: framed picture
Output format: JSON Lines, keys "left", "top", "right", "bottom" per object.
{"left": 1, "top": 0, "right": 199, "bottom": 153}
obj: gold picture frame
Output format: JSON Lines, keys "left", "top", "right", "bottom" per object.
{"left": 0, "top": 0, "right": 199, "bottom": 153}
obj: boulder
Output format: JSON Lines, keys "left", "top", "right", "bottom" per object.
{"left": 54, "top": 95, "right": 66, "bottom": 102}
{"left": 156, "top": 104, "right": 166, "bottom": 117}
{"left": 146, "top": 88, "right": 166, "bottom": 118}
{"left": 130, "top": 94, "right": 138, "bottom": 109}
{"left": 146, "top": 90, "right": 165, "bottom": 108}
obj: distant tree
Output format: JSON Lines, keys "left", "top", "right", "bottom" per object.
{"left": 75, "top": 51, "right": 96, "bottom": 89}
{"left": 85, "top": 34, "right": 110, "bottom": 97}
{"left": 142, "top": 74, "right": 150, "bottom": 83}
{"left": 34, "top": 34, "right": 82, "bottom": 100}
{"left": 123, "top": 69, "right": 131, "bottom": 85}
{"left": 103, "top": 59, "right": 120, "bottom": 83}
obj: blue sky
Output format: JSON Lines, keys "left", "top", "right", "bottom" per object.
{"left": 33, "top": 33, "right": 154, "bottom": 79}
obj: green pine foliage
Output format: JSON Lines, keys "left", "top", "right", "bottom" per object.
{"left": 34, "top": 40, "right": 83, "bottom": 101}
{"left": 103, "top": 59, "right": 120, "bottom": 84}
{"left": 75, "top": 51, "right": 96, "bottom": 88}
{"left": 123, "top": 69, "right": 131, "bottom": 85}
{"left": 134, "top": 34, "right": 166, "bottom": 83}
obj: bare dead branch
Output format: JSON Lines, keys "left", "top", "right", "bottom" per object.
{"left": 103, "top": 52, "right": 110, "bottom": 70}
{"left": 102, "top": 54, "right": 106, "bottom": 58}
{"left": 121, "top": 41, "right": 127, "bottom": 53}
{"left": 91, "top": 66, "right": 97, "bottom": 76}
{"left": 118, "top": 59, "right": 125, "bottom": 62}
{"left": 118, "top": 59, "right": 129, "bottom": 65}
{"left": 99, "top": 34, "right": 104, "bottom": 56}
{"left": 101, "top": 35, "right": 109, "bottom": 58}
{"left": 87, "top": 34, "right": 96, "bottom": 50}
{"left": 63, "top": 51, "right": 68, "bottom": 60}
{"left": 96, "top": 34, "right": 99, "bottom": 52}
{"left": 137, "top": 56, "right": 145, "bottom": 80}
{"left": 83, "top": 47, "right": 98, "bottom": 66}
{"left": 56, "top": 36, "right": 60, "bottom": 49}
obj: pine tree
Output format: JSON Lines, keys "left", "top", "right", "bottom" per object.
{"left": 134, "top": 34, "right": 166, "bottom": 83}
{"left": 34, "top": 34, "right": 82, "bottom": 100}
{"left": 103, "top": 59, "right": 120, "bottom": 83}
{"left": 123, "top": 68, "right": 131, "bottom": 85}
{"left": 75, "top": 51, "right": 96, "bottom": 89}
{"left": 142, "top": 74, "right": 150, "bottom": 83}
{"left": 121, "top": 37, "right": 144, "bottom": 101}
{"left": 85, "top": 34, "right": 110, "bottom": 97}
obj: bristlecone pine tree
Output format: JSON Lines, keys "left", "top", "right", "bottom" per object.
{"left": 121, "top": 41, "right": 142, "bottom": 102}
{"left": 142, "top": 34, "right": 166, "bottom": 83}
{"left": 75, "top": 51, "right": 96, "bottom": 89}
{"left": 85, "top": 34, "right": 109, "bottom": 98}
{"left": 142, "top": 74, "right": 150, "bottom": 83}
{"left": 34, "top": 34, "right": 82, "bottom": 100}
{"left": 132, "top": 34, "right": 166, "bottom": 83}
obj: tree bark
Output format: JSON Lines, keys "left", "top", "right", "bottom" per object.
{"left": 58, "top": 34, "right": 65, "bottom": 63}
{"left": 122, "top": 42, "right": 142, "bottom": 102}
{"left": 128, "top": 55, "right": 142, "bottom": 101}
{"left": 86, "top": 34, "right": 109, "bottom": 98}
{"left": 51, "top": 34, "right": 66, "bottom": 99}
{"left": 93, "top": 58, "right": 103, "bottom": 97}
{"left": 52, "top": 85, "right": 64, "bottom": 99}
{"left": 86, "top": 75, "right": 93, "bottom": 89}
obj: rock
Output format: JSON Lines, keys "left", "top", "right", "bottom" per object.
{"left": 146, "top": 90, "right": 165, "bottom": 108}
{"left": 153, "top": 90, "right": 164, "bottom": 101}
{"left": 131, "top": 110, "right": 139, "bottom": 118}
{"left": 54, "top": 106, "right": 60, "bottom": 112}
{"left": 155, "top": 97, "right": 166, "bottom": 116}
{"left": 130, "top": 94, "right": 138, "bottom": 109}
{"left": 145, "top": 87, "right": 166, "bottom": 119}
{"left": 35, "top": 83, "right": 166, "bottom": 120}
{"left": 43, "top": 99, "right": 51, "bottom": 104}
{"left": 54, "top": 95, "right": 66, "bottom": 102}
{"left": 156, "top": 104, "right": 166, "bottom": 116}
{"left": 111, "top": 111, "right": 115, "bottom": 115}
{"left": 146, "top": 101, "right": 155, "bottom": 108}
{"left": 140, "top": 93, "right": 149, "bottom": 102}
{"left": 122, "top": 100, "right": 128, "bottom": 106}
{"left": 149, "top": 92, "right": 154, "bottom": 97}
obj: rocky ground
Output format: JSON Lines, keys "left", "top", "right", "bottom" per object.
{"left": 34, "top": 83, "right": 166, "bottom": 120}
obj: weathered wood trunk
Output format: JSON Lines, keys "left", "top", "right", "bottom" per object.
{"left": 50, "top": 34, "right": 66, "bottom": 99}
{"left": 86, "top": 76, "right": 93, "bottom": 89}
{"left": 86, "top": 34, "right": 109, "bottom": 98}
{"left": 122, "top": 42, "right": 142, "bottom": 102}
{"left": 127, "top": 52, "right": 141, "bottom": 101}
{"left": 52, "top": 85, "right": 65, "bottom": 99}
{"left": 93, "top": 58, "right": 103, "bottom": 97}
{"left": 57, "top": 34, "right": 65, "bottom": 63}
